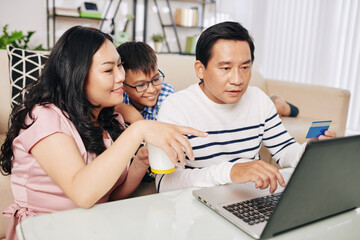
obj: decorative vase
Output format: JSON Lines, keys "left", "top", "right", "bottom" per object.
{"left": 154, "top": 42, "right": 163, "bottom": 53}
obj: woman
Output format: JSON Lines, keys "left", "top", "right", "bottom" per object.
{"left": 0, "top": 26, "right": 206, "bottom": 240}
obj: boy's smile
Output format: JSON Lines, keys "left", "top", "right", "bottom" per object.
{"left": 123, "top": 69, "right": 162, "bottom": 111}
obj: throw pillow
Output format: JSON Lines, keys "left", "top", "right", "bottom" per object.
{"left": 6, "top": 45, "right": 49, "bottom": 107}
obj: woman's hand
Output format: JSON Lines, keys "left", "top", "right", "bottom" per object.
{"left": 110, "top": 145, "right": 150, "bottom": 200}
{"left": 132, "top": 120, "right": 208, "bottom": 167}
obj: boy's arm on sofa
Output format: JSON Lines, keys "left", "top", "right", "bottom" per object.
{"left": 265, "top": 79, "right": 350, "bottom": 136}
{"left": 114, "top": 103, "right": 144, "bottom": 124}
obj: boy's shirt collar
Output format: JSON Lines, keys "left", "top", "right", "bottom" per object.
{"left": 122, "top": 93, "right": 154, "bottom": 119}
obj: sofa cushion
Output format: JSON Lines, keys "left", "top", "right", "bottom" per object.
{"left": 0, "top": 174, "right": 13, "bottom": 239}
{"left": 7, "top": 45, "right": 48, "bottom": 107}
{"left": 157, "top": 54, "right": 198, "bottom": 91}
{"left": 0, "top": 49, "right": 11, "bottom": 147}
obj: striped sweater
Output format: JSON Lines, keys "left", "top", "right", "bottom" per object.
{"left": 156, "top": 84, "right": 305, "bottom": 192}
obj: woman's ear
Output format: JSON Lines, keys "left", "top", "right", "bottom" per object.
{"left": 194, "top": 60, "right": 205, "bottom": 80}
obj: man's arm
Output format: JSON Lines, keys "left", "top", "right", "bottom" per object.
{"left": 277, "top": 130, "right": 336, "bottom": 168}
{"left": 156, "top": 159, "right": 285, "bottom": 193}
{"left": 156, "top": 161, "right": 233, "bottom": 192}
{"left": 261, "top": 94, "right": 306, "bottom": 167}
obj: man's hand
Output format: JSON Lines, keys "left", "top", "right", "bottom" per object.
{"left": 230, "top": 160, "right": 286, "bottom": 194}
{"left": 307, "top": 130, "right": 337, "bottom": 143}
{"left": 317, "top": 130, "right": 336, "bottom": 140}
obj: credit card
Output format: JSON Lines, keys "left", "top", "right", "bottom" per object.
{"left": 306, "top": 120, "right": 332, "bottom": 139}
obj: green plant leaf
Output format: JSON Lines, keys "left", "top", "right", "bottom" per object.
{"left": 1, "top": 25, "right": 46, "bottom": 50}
{"left": 2, "top": 24, "right": 9, "bottom": 37}
{"left": 151, "top": 34, "right": 165, "bottom": 42}
{"left": 26, "top": 31, "right": 35, "bottom": 39}
{"left": 10, "top": 31, "right": 24, "bottom": 39}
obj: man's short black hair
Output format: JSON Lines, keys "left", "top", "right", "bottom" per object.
{"left": 117, "top": 41, "right": 157, "bottom": 76}
{"left": 196, "top": 21, "right": 255, "bottom": 68}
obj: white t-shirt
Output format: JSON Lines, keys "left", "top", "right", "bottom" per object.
{"left": 156, "top": 83, "right": 305, "bottom": 192}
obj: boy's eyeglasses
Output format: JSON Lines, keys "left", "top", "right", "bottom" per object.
{"left": 123, "top": 69, "right": 165, "bottom": 93}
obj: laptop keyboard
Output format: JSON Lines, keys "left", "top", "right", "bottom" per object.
{"left": 223, "top": 192, "right": 282, "bottom": 225}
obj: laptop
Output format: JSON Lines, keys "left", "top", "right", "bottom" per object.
{"left": 193, "top": 135, "right": 360, "bottom": 239}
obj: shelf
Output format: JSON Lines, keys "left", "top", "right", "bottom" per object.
{"left": 46, "top": 0, "right": 122, "bottom": 49}
{"left": 179, "top": 52, "right": 195, "bottom": 55}
{"left": 156, "top": 52, "right": 196, "bottom": 56}
{"left": 170, "top": 0, "right": 215, "bottom": 4}
{"left": 163, "top": 24, "right": 203, "bottom": 29}
{"left": 48, "top": 14, "right": 107, "bottom": 21}
{"left": 153, "top": 0, "right": 216, "bottom": 53}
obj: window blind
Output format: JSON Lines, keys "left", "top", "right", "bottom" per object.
{"left": 219, "top": 0, "right": 360, "bottom": 134}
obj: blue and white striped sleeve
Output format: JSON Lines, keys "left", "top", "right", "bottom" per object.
{"left": 262, "top": 96, "right": 306, "bottom": 167}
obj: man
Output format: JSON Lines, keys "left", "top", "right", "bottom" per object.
{"left": 156, "top": 21, "right": 335, "bottom": 193}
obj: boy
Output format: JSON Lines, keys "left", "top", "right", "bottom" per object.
{"left": 117, "top": 41, "right": 175, "bottom": 120}
{"left": 156, "top": 21, "right": 335, "bottom": 193}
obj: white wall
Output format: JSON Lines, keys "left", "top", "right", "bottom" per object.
{"left": 0, "top": 0, "right": 134, "bottom": 49}
{"left": 0, "top": 0, "right": 47, "bottom": 48}
{"left": 0, "top": 0, "right": 215, "bottom": 51}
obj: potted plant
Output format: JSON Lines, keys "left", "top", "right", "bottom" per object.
{"left": 151, "top": 33, "right": 165, "bottom": 52}
{"left": 0, "top": 24, "right": 45, "bottom": 50}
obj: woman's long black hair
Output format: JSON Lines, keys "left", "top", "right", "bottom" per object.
{"left": 0, "top": 26, "right": 124, "bottom": 175}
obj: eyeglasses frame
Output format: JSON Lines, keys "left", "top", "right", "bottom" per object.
{"left": 123, "top": 69, "right": 165, "bottom": 93}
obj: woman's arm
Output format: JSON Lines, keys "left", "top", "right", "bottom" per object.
{"left": 31, "top": 124, "right": 144, "bottom": 208}
{"left": 31, "top": 120, "right": 207, "bottom": 208}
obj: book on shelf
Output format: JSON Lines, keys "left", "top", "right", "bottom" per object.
{"left": 184, "top": 35, "right": 199, "bottom": 54}
{"left": 174, "top": 8, "right": 198, "bottom": 27}
{"left": 79, "top": 11, "right": 102, "bottom": 19}
{"left": 49, "top": 7, "right": 80, "bottom": 17}
{"left": 78, "top": 2, "right": 102, "bottom": 19}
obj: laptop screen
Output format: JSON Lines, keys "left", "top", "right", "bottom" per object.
{"left": 262, "top": 135, "right": 360, "bottom": 237}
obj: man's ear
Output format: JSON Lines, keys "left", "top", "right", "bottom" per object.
{"left": 194, "top": 60, "right": 205, "bottom": 80}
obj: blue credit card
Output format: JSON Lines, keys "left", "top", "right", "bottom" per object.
{"left": 306, "top": 120, "right": 332, "bottom": 139}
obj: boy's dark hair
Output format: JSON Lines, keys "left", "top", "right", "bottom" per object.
{"left": 117, "top": 41, "right": 157, "bottom": 76}
{"left": 196, "top": 21, "right": 255, "bottom": 68}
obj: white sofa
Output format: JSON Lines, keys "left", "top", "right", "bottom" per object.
{"left": 0, "top": 49, "right": 351, "bottom": 239}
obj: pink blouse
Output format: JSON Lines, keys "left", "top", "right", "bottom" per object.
{"left": 3, "top": 104, "right": 128, "bottom": 240}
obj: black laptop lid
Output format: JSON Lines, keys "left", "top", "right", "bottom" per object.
{"left": 262, "top": 135, "right": 360, "bottom": 239}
